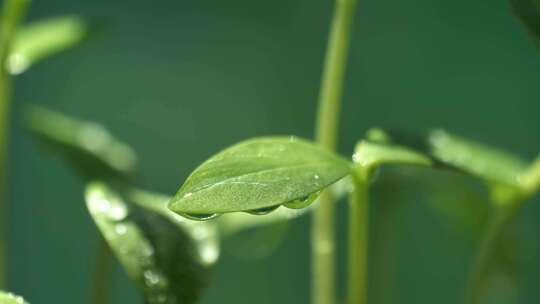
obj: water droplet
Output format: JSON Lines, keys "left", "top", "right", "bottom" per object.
{"left": 246, "top": 205, "right": 280, "bottom": 215}
{"left": 7, "top": 53, "right": 29, "bottom": 75}
{"left": 109, "top": 203, "right": 128, "bottom": 221}
{"left": 92, "top": 198, "right": 111, "bottom": 213}
{"left": 314, "top": 174, "right": 320, "bottom": 179}
{"left": 2, "top": 293, "right": 25, "bottom": 304}
{"left": 284, "top": 192, "right": 320, "bottom": 209}
{"left": 115, "top": 223, "right": 127, "bottom": 235}
{"left": 183, "top": 192, "right": 193, "bottom": 198}
{"left": 143, "top": 269, "right": 167, "bottom": 289}
{"left": 179, "top": 213, "right": 220, "bottom": 221}
{"left": 199, "top": 242, "right": 219, "bottom": 265}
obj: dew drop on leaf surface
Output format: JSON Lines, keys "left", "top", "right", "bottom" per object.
{"left": 245, "top": 205, "right": 280, "bottom": 215}
{"left": 179, "top": 213, "right": 221, "bottom": 221}
{"left": 283, "top": 191, "right": 320, "bottom": 209}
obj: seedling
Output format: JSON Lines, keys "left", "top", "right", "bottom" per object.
{"left": 1, "top": 0, "right": 539, "bottom": 303}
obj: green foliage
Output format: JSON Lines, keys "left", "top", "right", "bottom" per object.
{"left": 353, "top": 138, "right": 432, "bottom": 174}
{"left": 25, "top": 106, "right": 137, "bottom": 180}
{"left": 429, "top": 130, "right": 527, "bottom": 188}
{"left": 86, "top": 182, "right": 218, "bottom": 304}
{"left": 7, "top": 16, "right": 87, "bottom": 74}
{"left": 0, "top": 291, "right": 28, "bottom": 304}
{"left": 168, "top": 136, "right": 351, "bottom": 215}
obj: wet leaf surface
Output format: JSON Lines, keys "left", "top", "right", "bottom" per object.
{"left": 25, "top": 106, "right": 137, "bottom": 180}
{"left": 169, "top": 136, "right": 351, "bottom": 215}
{"left": 86, "top": 182, "right": 219, "bottom": 304}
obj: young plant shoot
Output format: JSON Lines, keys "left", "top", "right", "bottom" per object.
{"left": 3, "top": 0, "right": 540, "bottom": 303}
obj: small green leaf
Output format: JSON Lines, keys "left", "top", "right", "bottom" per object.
{"left": 510, "top": 0, "right": 540, "bottom": 49}
{"left": 353, "top": 139, "right": 432, "bottom": 174}
{"left": 25, "top": 106, "right": 137, "bottom": 180}
{"left": 168, "top": 136, "right": 351, "bottom": 215}
{"left": 0, "top": 291, "right": 28, "bottom": 304}
{"left": 86, "top": 182, "right": 219, "bottom": 304}
{"left": 428, "top": 130, "right": 528, "bottom": 188}
{"left": 7, "top": 16, "right": 87, "bottom": 74}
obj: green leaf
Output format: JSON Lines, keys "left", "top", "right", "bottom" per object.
{"left": 168, "top": 136, "right": 352, "bottom": 215}
{"left": 25, "top": 106, "right": 137, "bottom": 180}
{"left": 510, "top": 0, "right": 540, "bottom": 49}
{"left": 353, "top": 139, "right": 432, "bottom": 174}
{"left": 0, "top": 291, "right": 28, "bottom": 304}
{"left": 7, "top": 16, "right": 87, "bottom": 74}
{"left": 86, "top": 182, "right": 219, "bottom": 304}
{"left": 428, "top": 130, "right": 528, "bottom": 188}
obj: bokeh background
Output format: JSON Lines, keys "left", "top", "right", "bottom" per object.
{"left": 5, "top": 0, "right": 540, "bottom": 303}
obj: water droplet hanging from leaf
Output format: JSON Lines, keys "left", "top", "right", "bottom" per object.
{"left": 168, "top": 137, "right": 352, "bottom": 215}
{"left": 283, "top": 192, "right": 320, "bottom": 209}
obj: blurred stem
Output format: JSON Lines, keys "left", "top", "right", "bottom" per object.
{"left": 348, "top": 171, "right": 369, "bottom": 304}
{"left": 312, "top": 0, "right": 357, "bottom": 302}
{"left": 465, "top": 203, "right": 517, "bottom": 304}
{"left": 0, "top": 0, "right": 29, "bottom": 289}
{"left": 91, "top": 237, "right": 112, "bottom": 304}
{"left": 0, "top": 67, "right": 8, "bottom": 291}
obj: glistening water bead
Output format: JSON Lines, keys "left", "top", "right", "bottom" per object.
{"left": 246, "top": 205, "right": 280, "bottom": 215}
{"left": 283, "top": 191, "right": 320, "bottom": 209}
{"left": 179, "top": 213, "right": 221, "bottom": 221}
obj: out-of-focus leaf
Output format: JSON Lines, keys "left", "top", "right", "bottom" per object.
{"left": 0, "top": 291, "right": 28, "bottom": 304}
{"left": 522, "top": 156, "right": 540, "bottom": 195}
{"left": 169, "top": 136, "right": 351, "bottom": 215}
{"left": 7, "top": 16, "right": 87, "bottom": 74}
{"left": 424, "top": 172, "right": 490, "bottom": 239}
{"left": 353, "top": 139, "right": 432, "bottom": 174}
{"left": 222, "top": 218, "right": 289, "bottom": 260}
{"left": 86, "top": 182, "right": 218, "bottom": 304}
{"left": 510, "top": 0, "right": 540, "bottom": 48}
{"left": 429, "top": 130, "right": 528, "bottom": 188}
{"left": 25, "top": 106, "right": 137, "bottom": 180}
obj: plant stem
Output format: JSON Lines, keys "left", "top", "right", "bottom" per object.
{"left": 348, "top": 171, "right": 369, "bottom": 304}
{"left": 91, "top": 237, "right": 113, "bottom": 304}
{"left": 0, "top": 66, "right": 9, "bottom": 291}
{"left": 312, "top": 0, "right": 357, "bottom": 303}
{"left": 0, "top": 0, "right": 29, "bottom": 289}
{"left": 464, "top": 203, "right": 517, "bottom": 304}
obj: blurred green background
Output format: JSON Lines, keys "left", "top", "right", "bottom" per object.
{"left": 5, "top": 0, "right": 540, "bottom": 303}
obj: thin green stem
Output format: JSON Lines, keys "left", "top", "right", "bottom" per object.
{"left": 0, "top": 0, "right": 30, "bottom": 289}
{"left": 348, "top": 172, "right": 369, "bottom": 304}
{"left": 464, "top": 204, "right": 517, "bottom": 304}
{"left": 0, "top": 67, "right": 8, "bottom": 291}
{"left": 312, "top": 0, "right": 357, "bottom": 303}
{"left": 91, "top": 237, "right": 113, "bottom": 304}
